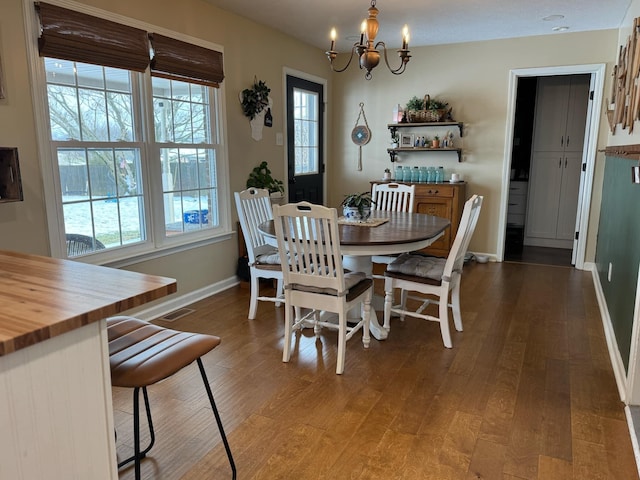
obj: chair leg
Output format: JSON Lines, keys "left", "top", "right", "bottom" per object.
{"left": 362, "top": 296, "right": 371, "bottom": 349}
{"left": 336, "top": 313, "right": 347, "bottom": 375}
{"left": 248, "top": 271, "right": 259, "bottom": 320}
{"left": 451, "top": 281, "right": 463, "bottom": 332}
{"left": 439, "top": 291, "right": 453, "bottom": 348}
{"left": 282, "top": 303, "right": 293, "bottom": 363}
{"left": 275, "top": 278, "right": 284, "bottom": 307}
{"left": 399, "top": 288, "right": 408, "bottom": 321}
{"left": 383, "top": 279, "right": 393, "bottom": 330}
{"left": 118, "top": 386, "right": 156, "bottom": 478}
{"left": 197, "top": 358, "right": 237, "bottom": 480}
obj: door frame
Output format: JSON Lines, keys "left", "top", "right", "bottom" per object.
{"left": 282, "top": 67, "right": 328, "bottom": 204}
{"left": 498, "top": 64, "right": 605, "bottom": 270}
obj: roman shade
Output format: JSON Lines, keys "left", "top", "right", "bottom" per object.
{"left": 149, "top": 33, "right": 224, "bottom": 88}
{"left": 36, "top": 2, "right": 150, "bottom": 72}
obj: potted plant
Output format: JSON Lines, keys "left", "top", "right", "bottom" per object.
{"left": 246, "top": 161, "right": 284, "bottom": 198}
{"left": 341, "top": 191, "right": 375, "bottom": 221}
{"left": 240, "top": 79, "right": 271, "bottom": 120}
{"left": 432, "top": 135, "right": 440, "bottom": 148}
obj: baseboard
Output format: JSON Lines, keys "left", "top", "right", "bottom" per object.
{"left": 130, "top": 276, "right": 240, "bottom": 322}
{"left": 625, "top": 406, "right": 640, "bottom": 479}
{"left": 590, "top": 267, "right": 628, "bottom": 403}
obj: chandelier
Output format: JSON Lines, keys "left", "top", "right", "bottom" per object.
{"left": 326, "top": 0, "right": 411, "bottom": 80}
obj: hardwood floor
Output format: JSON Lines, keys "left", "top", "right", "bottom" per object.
{"left": 504, "top": 245, "right": 573, "bottom": 267}
{"left": 112, "top": 262, "right": 638, "bottom": 479}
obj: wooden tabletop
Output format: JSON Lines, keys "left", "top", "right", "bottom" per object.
{"left": 335, "top": 211, "right": 450, "bottom": 246}
{"left": 0, "top": 250, "right": 177, "bottom": 356}
{"left": 260, "top": 210, "right": 450, "bottom": 247}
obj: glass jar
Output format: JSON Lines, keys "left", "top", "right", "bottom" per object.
{"left": 426, "top": 166, "right": 435, "bottom": 183}
{"left": 411, "top": 166, "right": 420, "bottom": 183}
{"left": 402, "top": 166, "right": 412, "bottom": 182}
{"left": 436, "top": 166, "right": 445, "bottom": 183}
{"left": 395, "top": 165, "right": 403, "bottom": 181}
{"left": 418, "top": 166, "right": 428, "bottom": 183}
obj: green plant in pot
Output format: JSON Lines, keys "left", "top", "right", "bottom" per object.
{"left": 405, "top": 96, "right": 424, "bottom": 112}
{"left": 246, "top": 161, "right": 284, "bottom": 195}
{"left": 341, "top": 191, "right": 375, "bottom": 221}
{"left": 240, "top": 79, "right": 271, "bottom": 120}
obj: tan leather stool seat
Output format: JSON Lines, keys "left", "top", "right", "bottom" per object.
{"left": 106, "top": 315, "right": 235, "bottom": 479}
{"left": 108, "top": 316, "right": 221, "bottom": 387}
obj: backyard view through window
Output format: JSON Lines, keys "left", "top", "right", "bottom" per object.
{"left": 45, "top": 58, "right": 220, "bottom": 257}
{"left": 293, "top": 88, "right": 319, "bottom": 175}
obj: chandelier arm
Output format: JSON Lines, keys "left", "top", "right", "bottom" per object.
{"left": 376, "top": 41, "right": 411, "bottom": 75}
{"left": 326, "top": 44, "right": 362, "bottom": 73}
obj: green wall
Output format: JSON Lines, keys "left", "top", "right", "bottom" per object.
{"left": 595, "top": 155, "right": 640, "bottom": 370}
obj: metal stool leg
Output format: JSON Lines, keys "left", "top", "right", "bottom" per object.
{"left": 118, "top": 386, "right": 156, "bottom": 479}
{"left": 197, "top": 358, "right": 237, "bottom": 479}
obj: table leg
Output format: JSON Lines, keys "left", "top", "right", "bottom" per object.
{"left": 342, "top": 255, "right": 388, "bottom": 340}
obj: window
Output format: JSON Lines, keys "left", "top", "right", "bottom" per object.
{"left": 293, "top": 88, "right": 320, "bottom": 176}
{"left": 46, "top": 59, "right": 146, "bottom": 249}
{"left": 33, "top": 3, "right": 228, "bottom": 259}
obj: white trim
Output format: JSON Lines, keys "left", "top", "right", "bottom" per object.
{"left": 624, "top": 406, "right": 640, "bottom": 479}
{"left": 499, "top": 64, "right": 605, "bottom": 271}
{"left": 591, "top": 265, "right": 628, "bottom": 403}
{"left": 282, "top": 67, "right": 328, "bottom": 203}
{"left": 627, "top": 262, "right": 640, "bottom": 404}
{"left": 125, "top": 275, "right": 240, "bottom": 322}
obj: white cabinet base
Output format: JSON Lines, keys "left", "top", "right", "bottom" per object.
{"left": 0, "top": 320, "right": 117, "bottom": 480}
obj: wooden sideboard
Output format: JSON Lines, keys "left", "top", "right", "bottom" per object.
{"left": 371, "top": 181, "right": 466, "bottom": 257}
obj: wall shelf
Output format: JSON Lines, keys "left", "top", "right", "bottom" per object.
{"left": 387, "top": 122, "right": 464, "bottom": 162}
{"left": 387, "top": 147, "right": 463, "bottom": 162}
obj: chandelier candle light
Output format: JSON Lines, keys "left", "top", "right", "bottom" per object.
{"left": 326, "top": 0, "right": 411, "bottom": 80}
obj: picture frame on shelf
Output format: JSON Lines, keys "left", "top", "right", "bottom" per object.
{"left": 400, "top": 133, "right": 414, "bottom": 148}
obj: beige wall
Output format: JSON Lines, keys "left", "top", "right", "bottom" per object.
{"left": 0, "top": 0, "right": 329, "bottom": 299}
{"left": 0, "top": 0, "right": 629, "bottom": 303}
{"left": 327, "top": 30, "right": 618, "bottom": 260}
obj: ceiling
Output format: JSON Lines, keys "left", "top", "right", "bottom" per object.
{"left": 203, "top": 0, "right": 632, "bottom": 51}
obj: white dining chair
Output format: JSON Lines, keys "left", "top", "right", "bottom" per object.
{"left": 234, "top": 188, "right": 284, "bottom": 320}
{"left": 272, "top": 202, "right": 373, "bottom": 375}
{"left": 371, "top": 182, "right": 416, "bottom": 268}
{"left": 383, "top": 195, "right": 483, "bottom": 347}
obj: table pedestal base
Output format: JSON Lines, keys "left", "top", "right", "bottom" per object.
{"left": 342, "top": 254, "right": 388, "bottom": 340}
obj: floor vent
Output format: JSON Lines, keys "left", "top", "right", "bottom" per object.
{"left": 160, "top": 308, "right": 195, "bottom": 322}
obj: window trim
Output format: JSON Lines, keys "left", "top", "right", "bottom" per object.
{"left": 23, "top": 0, "right": 231, "bottom": 264}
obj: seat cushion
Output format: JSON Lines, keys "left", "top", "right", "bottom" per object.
{"left": 255, "top": 248, "right": 281, "bottom": 265}
{"left": 386, "top": 253, "right": 445, "bottom": 282}
{"left": 107, "top": 316, "right": 221, "bottom": 388}
{"left": 291, "top": 271, "right": 369, "bottom": 296}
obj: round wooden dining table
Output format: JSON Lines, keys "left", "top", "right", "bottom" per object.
{"left": 259, "top": 210, "right": 450, "bottom": 340}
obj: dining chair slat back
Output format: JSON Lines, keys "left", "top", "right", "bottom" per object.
{"left": 371, "top": 183, "right": 417, "bottom": 268}
{"left": 383, "top": 195, "right": 483, "bottom": 348}
{"left": 372, "top": 182, "right": 416, "bottom": 213}
{"left": 272, "top": 201, "right": 373, "bottom": 374}
{"left": 234, "top": 188, "right": 283, "bottom": 319}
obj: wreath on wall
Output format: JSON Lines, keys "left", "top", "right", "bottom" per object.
{"left": 240, "top": 78, "right": 271, "bottom": 120}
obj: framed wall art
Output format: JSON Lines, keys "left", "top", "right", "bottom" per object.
{"left": 400, "top": 133, "right": 414, "bottom": 148}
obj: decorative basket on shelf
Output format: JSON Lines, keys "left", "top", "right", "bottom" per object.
{"left": 406, "top": 95, "right": 449, "bottom": 123}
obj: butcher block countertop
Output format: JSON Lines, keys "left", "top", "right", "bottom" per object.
{"left": 0, "top": 250, "right": 177, "bottom": 356}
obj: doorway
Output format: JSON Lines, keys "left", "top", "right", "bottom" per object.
{"left": 505, "top": 74, "right": 589, "bottom": 267}
{"left": 499, "top": 65, "right": 605, "bottom": 270}
{"left": 285, "top": 74, "right": 325, "bottom": 204}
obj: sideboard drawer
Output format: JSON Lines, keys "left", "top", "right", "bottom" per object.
{"left": 417, "top": 185, "right": 454, "bottom": 198}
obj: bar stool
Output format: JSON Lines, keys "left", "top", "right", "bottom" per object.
{"left": 107, "top": 316, "right": 236, "bottom": 479}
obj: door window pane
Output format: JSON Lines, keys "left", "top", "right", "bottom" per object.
{"left": 293, "top": 88, "right": 319, "bottom": 175}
